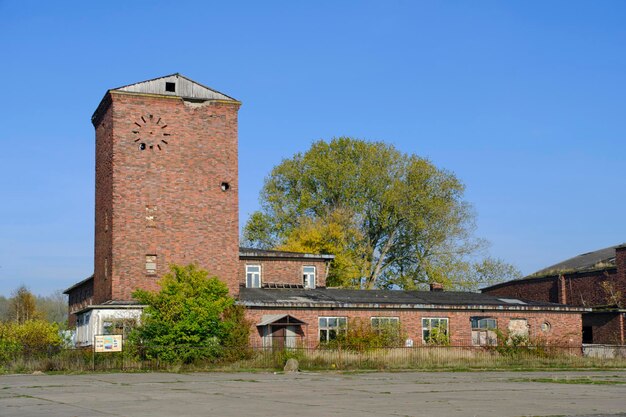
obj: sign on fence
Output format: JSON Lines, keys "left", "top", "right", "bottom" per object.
{"left": 94, "top": 335, "right": 123, "bottom": 353}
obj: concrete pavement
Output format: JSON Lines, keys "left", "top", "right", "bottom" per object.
{"left": 1, "top": 370, "right": 625, "bottom": 416}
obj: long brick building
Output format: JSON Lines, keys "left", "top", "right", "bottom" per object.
{"left": 483, "top": 244, "right": 626, "bottom": 344}
{"left": 65, "top": 74, "right": 586, "bottom": 348}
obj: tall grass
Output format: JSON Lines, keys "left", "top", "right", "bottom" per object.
{"left": 1, "top": 345, "right": 625, "bottom": 374}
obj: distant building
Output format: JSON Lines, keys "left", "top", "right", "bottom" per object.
{"left": 483, "top": 244, "right": 626, "bottom": 344}
{"left": 64, "top": 74, "right": 586, "bottom": 348}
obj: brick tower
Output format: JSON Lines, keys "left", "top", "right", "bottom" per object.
{"left": 91, "top": 74, "right": 241, "bottom": 303}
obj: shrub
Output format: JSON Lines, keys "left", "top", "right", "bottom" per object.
{"left": 0, "top": 320, "right": 63, "bottom": 364}
{"left": 130, "top": 264, "right": 250, "bottom": 364}
{"left": 325, "top": 318, "right": 405, "bottom": 352}
{"left": 425, "top": 322, "right": 450, "bottom": 346}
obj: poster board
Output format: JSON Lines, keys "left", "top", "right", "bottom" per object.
{"left": 94, "top": 335, "right": 123, "bottom": 352}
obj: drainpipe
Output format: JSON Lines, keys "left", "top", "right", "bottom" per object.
{"left": 558, "top": 274, "right": 567, "bottom": 304}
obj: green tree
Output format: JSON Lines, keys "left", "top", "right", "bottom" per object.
{"left": 131, "top": 264, "right": 250, "bottom": 363}
{"left": 243, "top": 137, "right": 515, "bottom": 290}
{"left": 9, "top": 286, "right": 39, "bottom": 323}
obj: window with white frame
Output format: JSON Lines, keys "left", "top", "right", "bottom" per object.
{"left": 246, "top": 265, "right": 261, "bottom": 288}
{"left": 371, "top": 316, "right": 400, "bottom": 336}
{"left": 145, "top": 254, "right": 157, "bottom": 275}
{"left": 470, "top": 317, "right": 497, "bottom": 346}
{"left": 371, "top": 317, "right": 399, "bottom": 329}
{"left": 422, "top": 317, "right": 448, "bottom": 344}
{"left": 319, "top": 317, "right": 347, "bottom": 342}
{"left": 303, "top": 266, "right": 316, "bottom": 289}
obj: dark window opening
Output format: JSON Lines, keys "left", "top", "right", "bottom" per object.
{"left": 582, "top": 326, "right": 593, "bottom": 343}
{"left": 221, "top": 182, "right": 230, "bottom": 191}
{"left": 165, "top": 82, "right": 176, "bottom": 92}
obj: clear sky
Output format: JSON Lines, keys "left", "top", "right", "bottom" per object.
{"left": 1, "top": 1, "right": 625, "bottom": 296}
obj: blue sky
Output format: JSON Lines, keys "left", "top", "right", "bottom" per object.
{"left": 1, "top": 1, "right": 625, "bottom": 296}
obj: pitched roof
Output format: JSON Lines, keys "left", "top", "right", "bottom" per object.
{"left": 112, "top": 73, "right": 238, "bottom": 102}
{"left": 62, "top": 275, "right": 93, "bottom": 294}
{"left": 238, "top": 288, "right": 586, "bottom": 312}
{"left": 530, "top": 244, "right": 623, "bottom": 277}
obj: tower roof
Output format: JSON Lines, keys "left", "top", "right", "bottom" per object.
{"left": 112, "top": 73, "right": 238, "bottom": 102}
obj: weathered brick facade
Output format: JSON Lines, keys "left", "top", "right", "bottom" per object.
{"left": 238, "top": 257, "right": 329, "bottom": 288}
{"left": 245, "top": 307, "right": 582, "bottom": 348}
{"left": 65, "top": 276, "right": 94, "bottom": 327}
{"left": 483, "top": 245, "right": 626, "bottom": 344}
{"left": 64, "top": 75, "right": 590, "bottom": 351}
{"left": 92, "top": 90, "right": 241, "bottom": 301}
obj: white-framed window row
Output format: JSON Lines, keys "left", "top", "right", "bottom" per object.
{"left": 422, "top": 317, "right": 449, "bottom": 344}
{"left": 470, "top": 317, "right": 498, "bottom": 346}
{"left": 303, "top": 265, "right": 316, "bottom": 289}
{"left": 318, "top": 317, "right": 347, "bottom": 342}
{"left": 246, "top": 264, "right": 261, "bottom": 288}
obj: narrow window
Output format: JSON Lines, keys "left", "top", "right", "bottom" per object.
{"left": 165, "top": 82, "right": 176, "bottom": 92}
{"left": 303, "top": 266, "right": 316, "bottom": 289}
{"left": 146, "top": 254, "right": 157, "bottom": 275}
{"left": 104, "top": 210, "right": 109, "bottom": 232}
{"left": 318, "top": 317, "right": 347, "bottom": 342}
{"left": 470, "top": 317, "right": 497, "bottom": 346}
{"left": 246, "top": 265, "right": 261, "bottom": 288}
{"left": 422, "top": 317, "right": 449, "bottom": 344}
{"left": 104, "top": 257, "right": 108, "bottom": 280}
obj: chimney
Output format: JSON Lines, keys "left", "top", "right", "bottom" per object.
{"left": 430, "top": 282, "right": 444, "bottom": 292}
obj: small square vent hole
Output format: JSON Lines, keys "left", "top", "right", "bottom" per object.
{"left": 165, "top": 82, "right": 176, "bottom": 92}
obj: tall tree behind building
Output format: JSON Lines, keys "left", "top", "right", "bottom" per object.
{"left": 9, "top": 286, "right": 38, "bottom": 323}
{"left": 243, "top": 137, "right": 521, "bottom": 290}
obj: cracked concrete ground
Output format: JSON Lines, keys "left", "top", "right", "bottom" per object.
{"left": 1, "top": 370, "right": 625, "bottom": 417}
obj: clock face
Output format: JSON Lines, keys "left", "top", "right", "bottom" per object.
{"left": 132, "top": 114, "right": 171, "bottom": 151}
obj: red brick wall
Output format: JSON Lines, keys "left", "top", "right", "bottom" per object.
{"left": 67, "top": 279, "right": 94, "bottom": 327}
{"left": 483, "top": 277, "right": 558, "bottom": 304}
{"left": 93, "top": 92, "right": 241, "bottom": 302}
{"left": 94, "top": 103, "right": 114, "bottom": 303}
{"left": 245, "top": 307, "right": 582, "bottom": 348}
{"left": 483, "top": 269, "right": 625, "bottom": 308}
{"left": 583, "top": 313, "right": 624, "bottom": 344}
{"left": 565, "top": 270, "right": 621, "bottom": 307}
{"left": 238, "top": 258, "right": 328, "bottom": 287}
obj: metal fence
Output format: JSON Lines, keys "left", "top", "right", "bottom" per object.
{"left": 2, "top": 344, "right": 626, "bottom": 373}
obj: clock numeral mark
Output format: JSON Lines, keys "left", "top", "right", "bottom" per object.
{"left": 141, "top": 116, "right": 146, "bottom": 123}
{"left": 161, "top": 124, "right": 168, "bottom": 129}
{"left": 156, "top": 118, "right": 161, "bottom": 125}
{"left": 163, "top": 133, "right": 171, "bottom": 136}
{"left": 157, "top": 144, "right": 162, "bottom": 150}
{"left": 149, "top": 114, "right": 153, "bottom": 119}
{"left": 134, "top": 138, "right": 141, "bottom": 142}
{"left": 161, "top": 140, "right": 168, "bottom": 145}
{"left": 132, "top": 130, "right": 139, "bottom": 134}
{"left": 134, "top": 122, "right": 142, "bottom": 127}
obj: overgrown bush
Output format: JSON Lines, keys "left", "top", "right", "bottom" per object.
{"left": 129, "top": 264, "right": 251, "bottom": 364}
{"left": 0, "top": 320, "right": 63, "bottom": 364}
{"left": 425, "top": 322, "right": 450, "bottom": 346}
{"left": 325, "top": 318, "right": 405, "bottom": 352}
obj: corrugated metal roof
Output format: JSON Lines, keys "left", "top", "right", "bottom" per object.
{"left": 113, "top": 73, "right": 238, "bottom": 102}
